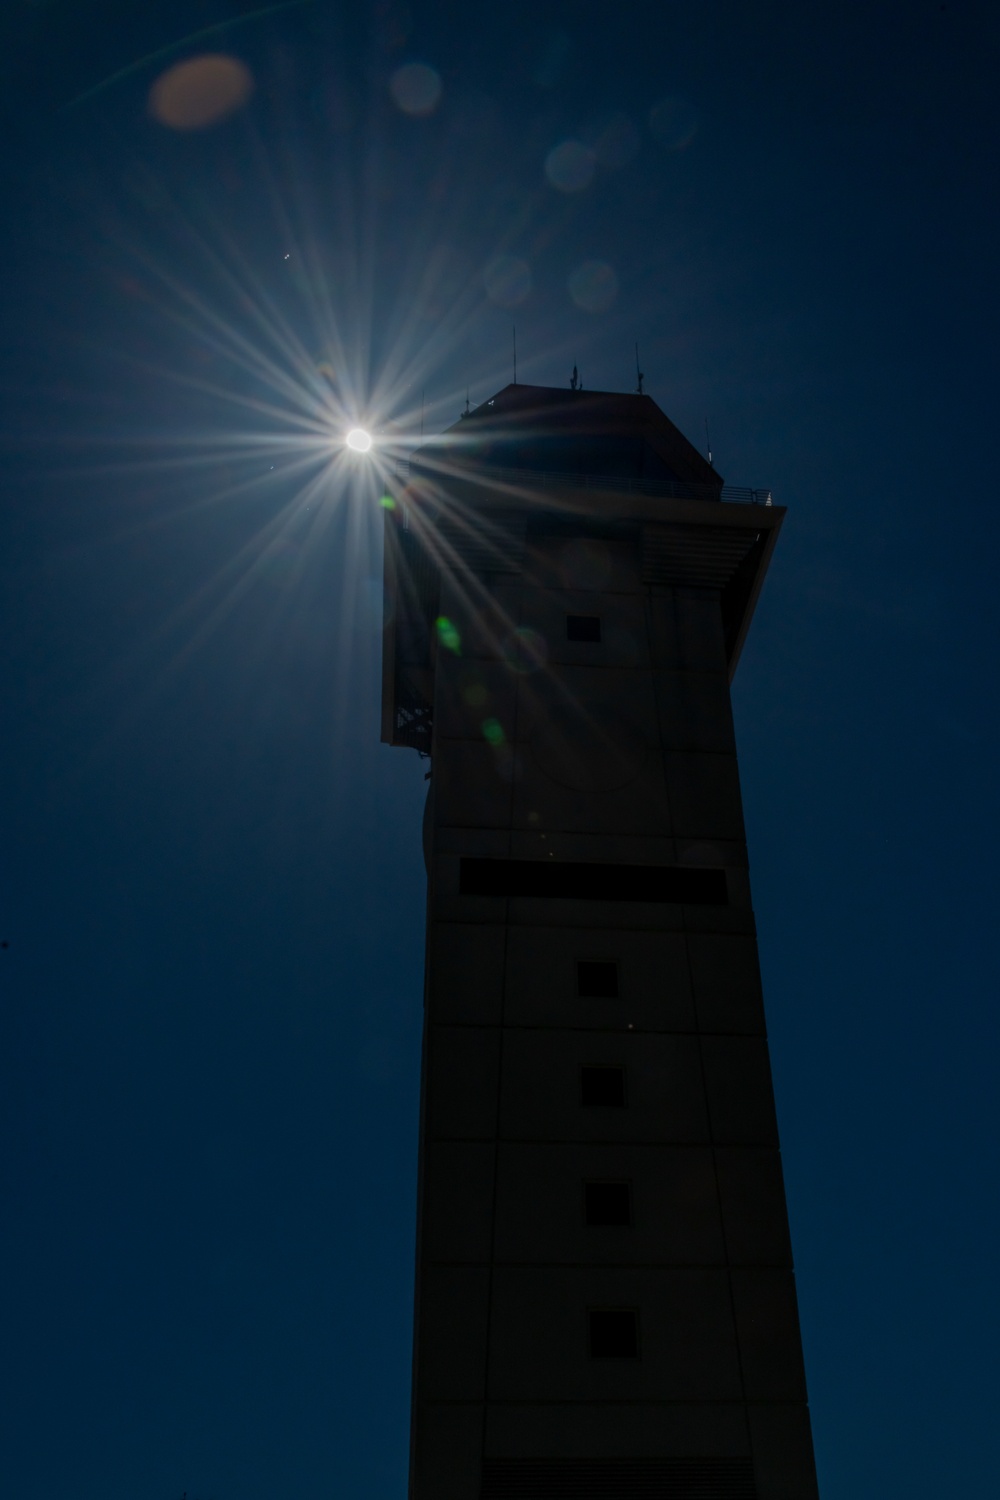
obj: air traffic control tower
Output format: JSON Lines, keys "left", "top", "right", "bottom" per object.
{"left": 381, "top": 385, "right": 819, "bottom": 1500}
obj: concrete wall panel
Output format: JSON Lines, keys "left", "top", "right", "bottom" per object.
{"left": 425, "top": 1025, "right": 501, "bottom": 1140}
{"left": 487, "top": 1267, "right": 741, "bottom": 1402}
{"left": 502, "top": 926, "right": 695, "bottom": 1032}
{"left": 428, "top": 923, "right": 506, "bottom": 1026}
{"left": 433, "top": 741, "right": 515, "bottom": 828}
{"left": 715, "top": 1149, "right": 793, "bottom": 1266}
{"left": 512, "top": 754, "right": 673, "bottom": 837}
{"left": 492, "top": 1143, "right": 724, "bottom": 1265}
{"left": 524, "top": 536, "right": 642, "bottom": 595}
{"left": 700, "top": 1037, "right": 779, "bottom": 1146}
{"left": 518, "top": 589, "right": 649, "bottom": 669}
{"left": 748, "top": 1404, "right": 820, "bottom": 1500}
{"left": 663, "top": 751, "right": 745, "bottom": 840}
{"left": 411, "top": 1403, "right": 484, "bottom": 1500}
{"left": 421, "top": 1141, "right": 497, "bottom": 1263}
{"left": 653, "top": 670, "right": 737, "bottom": 753}
{"left": 516, "top": 665, "right": 660, "bottom": 748}
{"left": 731, "top": 1269, "right": 809, "bottom": 1402}
{"left": 686, "top": 933, "right": 766, "bottom": 1034}
{"left": 436, "top": 580, "right": 524, "bottom": 662}
{"left": 435, "top": 657, "right": 519, "bottom": 743}
{"left": 497, "top": 1031, "right": 709, "bottom": 1143}
{"left": 414, "top": 1264, "right": 491, "bottom": 1401}
{"left": 647, "top": 592, "right": 728, "bottom": 673}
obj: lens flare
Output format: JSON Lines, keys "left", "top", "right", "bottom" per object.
{"left": 148, "top": 55, "right": 254, "bottom": 131}
{"left": 435, "top": 616, "right": 462, "bottom": 654}
{"left": 544, "top": 140, "right": 596, "bottom": 193}
{"left": 346, "top": 428, "right": 373, "bottom": 452}
{"left": 390, "top": 62, "right": 442, "bottom": 117}
{"left": 568, "top": 259, "right": 619, "bottom": 313}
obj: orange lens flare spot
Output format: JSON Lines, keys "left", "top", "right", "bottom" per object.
{"left": 148, "top": 55, "right": 254, "bottom": 131}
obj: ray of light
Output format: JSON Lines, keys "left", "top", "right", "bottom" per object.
{"left": 42, "top": 53, "right": 642, "bottom": 791}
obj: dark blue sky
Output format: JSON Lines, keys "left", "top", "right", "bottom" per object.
{"left": 1, "top": 2, "right": 998, "bottom": 1497}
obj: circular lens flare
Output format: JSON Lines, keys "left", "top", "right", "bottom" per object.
{"left": 345, "top": 427, "right": 373, "bottom": 452}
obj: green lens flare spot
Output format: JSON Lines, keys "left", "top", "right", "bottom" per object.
{"left": 481, "top": 718, "right": 505, "bottom": 746}
{"left": 435, "top": 617, "right": 462, "bottom": 654}
{"left": 379, "top": 494, "right": 396, "bottom": 510}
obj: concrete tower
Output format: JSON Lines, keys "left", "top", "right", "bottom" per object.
{"left": 381, "top": 385, "right": 819, "bottom": 1500}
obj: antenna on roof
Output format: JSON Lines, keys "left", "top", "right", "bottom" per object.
{"left": 570, "top": 363, "right": 579, "bottom": 391}
{"left": 705, "top": 417, "right": 713, "bottom": 466}
{"left": 512, "top": 325, "right": 517, "bottom": 385}
{"left": 634, "top": 343, "right": 644, "bottom": 395}
{"left": 461, "top": 389, "right": 471, "bottom": 419}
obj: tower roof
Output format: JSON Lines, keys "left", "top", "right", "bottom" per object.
{"left": 415, "top": 383, "right": 722, "bottom": 492}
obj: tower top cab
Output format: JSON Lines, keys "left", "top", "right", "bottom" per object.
{"left": 382, "top": 384, "right": 783, "bottom": 753}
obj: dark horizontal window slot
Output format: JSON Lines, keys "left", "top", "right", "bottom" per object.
{"left": 581, "top": 1066, "right": 626, "bottom": 1107}
{"left": 480, "top": 1457, "right": 757, "bottom": 1500}
{"left": 588, "top": 1308, "right": 638, "bottom": 1358}
{"left": 566, "top": 614, "right": 602, "bottom": 642}
{"left": 577, "top": 960, "right": 619, "bottom": 998}
{"left": 584, "top": 1181, "right": 632, "bottom": 1226}
{"left": 460, "top": 858, "right": 727, "bottom": 905}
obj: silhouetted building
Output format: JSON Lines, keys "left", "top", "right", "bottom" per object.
{"left": 382, "top": 385, "right": 819, "bottom": 1500}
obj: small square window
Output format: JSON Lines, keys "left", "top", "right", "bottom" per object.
{"left": 566, "top": 614, "right": 602, "bottom": 643}
{"left": 580, "top": 1065, "right": 626, "bottom": 1107}
{"left": 577, "top": 960, "right": 619, "bottom": 998}
{"left": 588, "top": 1308, "right": 639, "bottom": 1358}
{"left": 584, "top": 1181, "right": 632, "bottom": 1226}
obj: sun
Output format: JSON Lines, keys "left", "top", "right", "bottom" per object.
{"left": 345, "top": 427, "right": 373, "bottom": 452}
